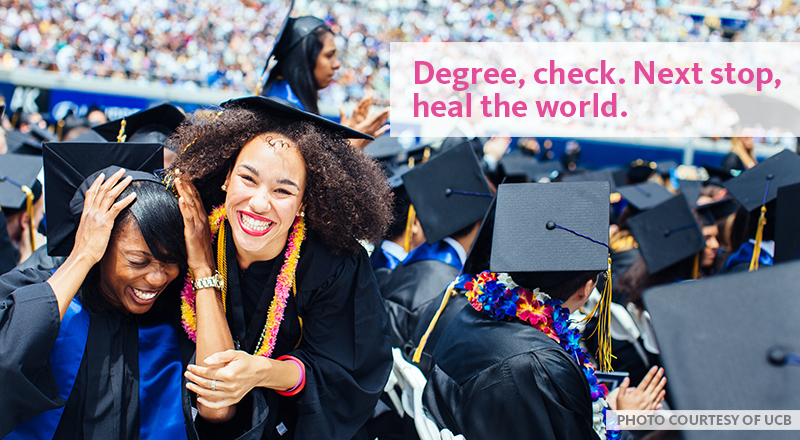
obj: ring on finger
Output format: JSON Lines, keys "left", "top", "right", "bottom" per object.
{"left": 211, "top": 379, "right": 216, "bottom": 391}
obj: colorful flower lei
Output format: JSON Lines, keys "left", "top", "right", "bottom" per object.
{"left": 181, "top": 206, "right": 306, "bottom": 358}
{"left": 466, "top": 271, "right": 621, "bottom": 440}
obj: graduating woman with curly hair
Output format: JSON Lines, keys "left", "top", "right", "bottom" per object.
{"left": 169, "top": 97, "right": 393, "bottom": 440}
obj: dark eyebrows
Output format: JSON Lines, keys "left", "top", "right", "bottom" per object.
{"left": 124, "top": 250, "right": 153, "bottom": 258}
{"left": 277, "top": 178, "right": 300, "bottom": 190}
{"left": 240, "top": 164, "right": 259, "bottom": 177}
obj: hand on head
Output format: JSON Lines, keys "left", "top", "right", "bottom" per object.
{"left": 174, "top": 169, "right": 216, "bottom": 277}
{"left": 73, "top": 168, "right": 136, "bottom": 265}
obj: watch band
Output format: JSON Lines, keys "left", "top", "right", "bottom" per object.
{"left": 192, "top": 270, "right": 224, "bottom": 292}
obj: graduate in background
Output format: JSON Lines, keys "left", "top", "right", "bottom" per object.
{"left": 423, "top": 182, "right": 665, "bottom": 440}
{"left": 0, "top": 154, "right": 45, "bottom": 266}
{"left": 0, "top": 142, "right": 195, "bottom": 439}
{"left": 380, "top": 143, "right": 494, "bottom": 349}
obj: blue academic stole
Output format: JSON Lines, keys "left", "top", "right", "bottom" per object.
{"left": 725, "top": 241, "right": 774, "bottom": 270}
{"left": 265, "top": 79, "right": 306, "bottom": 111}
{"left": 403, "top": 240, "right": 463, "bottom": 271}
{"left": 371, "top": 247, "right": 402, "bottom": 271}
{"left": 5, "top": 298, "right": 187, "bottom": 440}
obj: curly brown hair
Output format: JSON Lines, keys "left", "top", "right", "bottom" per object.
{"left": 168, "top": 105, "right": 392, "bottom": 253}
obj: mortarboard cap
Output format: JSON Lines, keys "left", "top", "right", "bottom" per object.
{"left": 221, "top": 96, "right": 373, "bottom": 140}
{"left": 44, "top": 142, "right": 164, "bottom": 256}
{"left": 616, "top": 182, "right": 674, "bottom": 211}
{"left": 723, "top": 150, "right": 800, "bottom": 213}
{"left": 626, "top": 159, "right": 657, "bottom": 184}
{"left": 695, "top": 198, "right": 739, "bottom": 227}
{"left": 497, "top": 154, "right": 538, "bottom": 183}
{"left": 256, "top": 0, "right": 295, "bottom": 95}
{"left": 5, "top": 130, "right": 44, "bottom": 155}
{"left": 655, "top": 160, "right": 678, "bottom": 176}
{"left": 490, "top": 182, "right": 610, "bottom": 288}
{"left": 401, "top": 143, "right": 494, "bottom": 244}
{"left": 627, "top": 194, "right": 705, "bottom": 274}
{"left": 0, "top": 154, "right": 43, "bottom": 211}
{"left": 93, "top": 103, "right": 186, "bottom": 143}
{"left": 774, "top": 181, "right": 800, "bottom": 264}
{"left": 643, "top": 261, "right": 800, "bottom": 440}
{"left": 272, "top": 15, "right": 327, "bottom": 61}
{"left": 703, "top": 164, "right": 740, "bottom": 185}
{"left": 561, "top": 168, "right": 620, "bottom": 191}
{"left": 364, "top": 132, "right": 426, "bottom": 162}
{"left": 677, "top": 179, "right": 703, "bottom": 207}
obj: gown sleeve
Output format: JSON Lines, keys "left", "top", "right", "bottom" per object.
{"left": 287, "top": 248, "right": 393, "bottom": 440}
{"left": 0, "top": 268, "right": 63, "bottom": 437}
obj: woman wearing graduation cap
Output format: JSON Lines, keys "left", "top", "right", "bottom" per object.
{"left": 0, "top": 143, "right": 195, "bottom": 438}
{"left": 261, "top": 15, "right": 388, "bottom": 142}
{"left": 169, "top": 96, "right": 393, "bottom": 439}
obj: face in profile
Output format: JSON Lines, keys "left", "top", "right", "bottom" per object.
{"left": 224, "top": 134, "right": 306, "bottom": 266}
{"left": 701, "top": 224, "right": 720, "bottom": 268}
{"left": 314, "top": 32, "right": 341, "bottom": 89}
{"left": 98, "top": 221, "right": 181, "bottom": 314}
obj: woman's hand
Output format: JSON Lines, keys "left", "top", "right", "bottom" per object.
{"left": 49, "top": 168, "right": 135, "bottom": 319}
{"left": 73, "top": 168, "right": 136, "bottom": 265}
{"left": 611, "top": 366, "right": 667, "bottom": 411}
{"left": 174, "top": 169, "right": 216, "bottom": 278}
{"left": 185, "top": 350, "right": 300, "bottom": 409}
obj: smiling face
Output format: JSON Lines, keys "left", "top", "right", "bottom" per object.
{"left": 98, "top": 221, "right": 181, "bottom": 314}
{"left": 313, "top": 32, "right": 340, "bottom": 89}
{"left": 701, "top": 225, "right": 720, "bottom": 268}
{"left": 224, "top": 134, "right": 306, "bottom": 268}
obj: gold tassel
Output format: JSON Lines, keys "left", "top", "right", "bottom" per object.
{"left": 116, "top": 119, "right": 127, "bottom": 142}
{"left": 403, "top": 204, "right": 416, "bottom": 253}
{"left": 21, "top": 185, "right": 36, "bottom": 250}
{"left": 413, "top": 280, "right": 458, "bottom": 364}
{"left": 692, "top": 252, "right": 700, "bottom": 279}
{"left": 749, "top": 205, "right": 767, "bottom": 272}
{"left": 216, "top": 220, "right": 227, "bottom": 312}
{"left": 580, "top": 257, "right": 614, "bottom": 372}
{"left": 422, "top": 146, "right": 431, "bottom": 163}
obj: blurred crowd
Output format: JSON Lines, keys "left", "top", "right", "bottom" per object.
{"left": 2, "top": 0, "right": 800, "bottom": 108}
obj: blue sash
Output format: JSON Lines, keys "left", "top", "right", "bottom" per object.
{"left": 404, "top": 241, "right": 463, "bottom": 271}
{"left": 371, "top": 247, "right": 402, "bottom": 271}
{"left": 4, "top": 298, "right": 187, "bottom": 440}
{"left": 265, "top": 79, "right": 306, "bottom": 111}
{"left": 725, "top": 241, "right": 774, "bottom": 270}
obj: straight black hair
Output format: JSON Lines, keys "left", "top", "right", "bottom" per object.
{"left": 82, "top": 180, "right": 187, "bottom": 314}
{"left": 265, "top": 27, "right": 331, "bottom": 115}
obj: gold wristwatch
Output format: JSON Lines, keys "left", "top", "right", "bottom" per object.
{"left": 192, "top": 270, "right": 225, "bottom": 292}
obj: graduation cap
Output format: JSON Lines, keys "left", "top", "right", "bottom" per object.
{"left": 43, "top": 142, "right": 164, "bottom": 256}
{"left": 616, "top": 182, "right": 674, "bottom": 211}
{"left": 774, "top": 181, "right": 800, "bottom": 264}
{"left": 490, "top": 182, "right": 610, "bottom": 285}
{"left": 627, "top": 194, "right": 705, "bottom": 274}
{"left": 677, "top": 179, "right": 703, "bottom": 207}
{"left": 364, "top": 132, "right": 428, "bottom": 169}
{"left": 93, "top": 103, "right": 186, "bottom": 143}
{"left": 655, "top": 160, "right": 678, "bottom": 176}
{"left": 703, "top": 164, "right": 739, "bottom": 186}
{"left": 643, "top": 261, "right": 800, "bottom": 440}
{"left": 695, "top": 198, "right": 739, "bottom": 227}
{"left": 561, "top": 168, "right": 620, "bottom": 191}
{"left": 626, "top": 158, "right": 657, "bottom": 184}
{"left": 255, "top": 0, "right": 296, "bottom": 95}
{"left": 56, "top": 110, "right": 91, "bottom": 140}
{"left": 6, "top": 130, "right": 44, "bottom": 155}
{"left": 461, "top": 196, "right": 497, "bottom": 277}
{"left": 401, "top": 142, "right": 493, "bottom": 244}
{"left": 1, "top": 153, "right": 44, "bottom": 251}
{"left": 221, "top": 96, "right": 373, "bottom": 140}
{"left": 723, "top": 150, "right": 800, "bottom": 213}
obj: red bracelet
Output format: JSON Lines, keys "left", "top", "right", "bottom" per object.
{"left": 275, "top": 355, "right": 306, "bottom": 396}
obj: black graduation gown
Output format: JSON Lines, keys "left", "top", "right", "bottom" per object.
{"left": 0, "top": 211, "right": 18, "bottom": 274}
{"left": 423, "top": 307, "right": 601, "bottom": 440}
{"left": 197, "top": 226, "right": 392, "bottom": 440}
{"left": 380, "top": 259, "right": 459, "bottom": 348}
{"left": 405, "top": 292, "right": 468, "bottom": 377}
{"left": 0, "top": 268, "right": 196, "bottom": 439}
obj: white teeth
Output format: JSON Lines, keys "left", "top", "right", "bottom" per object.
{"left": 133, "top": 288, "right": 157, "bottom": 301}
{"left": 241, "top": 213, "right": 272, "bottom": 231}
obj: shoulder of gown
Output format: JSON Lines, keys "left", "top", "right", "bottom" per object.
{"left": 423, "top": 307, "right": 600, "bottom": 440}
